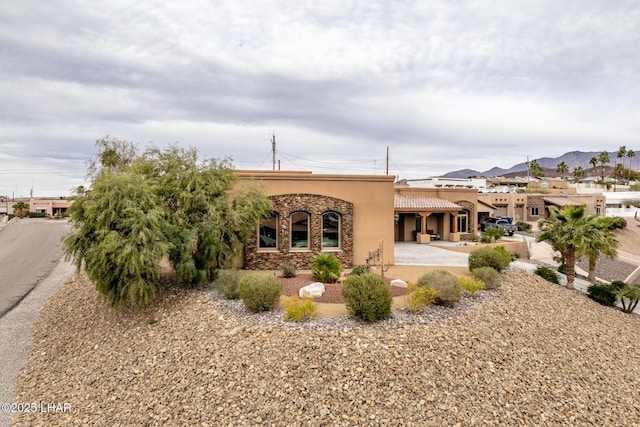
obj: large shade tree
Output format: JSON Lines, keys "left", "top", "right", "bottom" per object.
{"left": 64, "top": 138, "right": 272, "bottom": 308}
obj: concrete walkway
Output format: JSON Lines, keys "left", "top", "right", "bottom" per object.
{"left": 393, "top": 241, "right": 469, "bottom": 266}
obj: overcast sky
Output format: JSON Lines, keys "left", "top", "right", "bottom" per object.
{"left": 1, "top": 0, "right": 639, "bottom": 197}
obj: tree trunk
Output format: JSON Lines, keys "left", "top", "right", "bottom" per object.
{"left": 588, "top": 257, "right": 597, "bottom": 282}
{"left": 566, "top": 247, "right": 575, "bottom": 289}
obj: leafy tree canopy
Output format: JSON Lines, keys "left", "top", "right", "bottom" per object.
{"left": 65, "top": 137, "right": 272, "bottom": 309}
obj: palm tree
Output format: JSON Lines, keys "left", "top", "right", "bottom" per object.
{"left": 530, "top": 159, "right": 544, "bottom": 177}
{"left": 598, "top": 151, "right": 610, "bottom": 182}
{"left": 589, "top": 156, "right": 598, "bottom": 176}
{"left": 617, "top": 145, "right": 627, "bottom": 171}
{"left": 627, "top": 150, "right": 635, "bottom": 183}
{"left": 581, "top": 216, "right": 619, "bottom": 282}
{"left": 556, "top": 161, "right": 569, "bottom": 179}
{"left": 572, "top": 166, "right": 584, "bottom": 183}
{"left": 537, "top": 205, "right": 593, "bottom": 289}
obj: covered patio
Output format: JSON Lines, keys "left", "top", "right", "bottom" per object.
{"left": 394, "top": 194, "right": 463, "bottom": 244}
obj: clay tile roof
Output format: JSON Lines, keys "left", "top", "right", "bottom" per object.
{"left": 394, "top": 194, "right": 461, "bottom": 210}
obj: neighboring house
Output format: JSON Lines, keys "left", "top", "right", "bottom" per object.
{"left": 29, "top": 198, "right": 73, "bottom": 216}
{"left": 604, "top": 191, "right": 640, "bottom": 217}
{"left": 477, "top": 192, "right": 605, "bottom": 222}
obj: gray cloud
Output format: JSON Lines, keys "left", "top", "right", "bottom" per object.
{"left": 1, "top": 0, "right": 639, "bottom": 195}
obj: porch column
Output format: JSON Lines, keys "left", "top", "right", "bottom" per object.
{"left": 452, "top": 213, "right": 458, "bottom": 233}
{"left": 421, "top": 214, "right": 427, "bottom": 234}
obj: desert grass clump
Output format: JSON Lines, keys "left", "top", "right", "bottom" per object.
{"left": 471, "top": 267, "right": 501, "bottom": 289}
{"left": 281, "top": 295, "right": 316, "bottom": 322}
{"left": 459, "top": 276, "right": 486, "bottom": 294}
{"left": 416, "top": 270, "right": 461, "bottom": 307}
{"left": 282, "top": 263, "right": 297, "bottom": 278}
{"left": 341, "top": 273, "right": 392, "bottom": 322}
{"left": 238, "top": 274, "right": 282, "bottom": 313}
{"left": 213, "top": 269, "right": 241, "bottom": 299}
{"left": 406, "top": 282, "right": 437, "bottom": 314}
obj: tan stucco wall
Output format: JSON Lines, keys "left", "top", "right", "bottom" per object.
{"left": 235, "top": 171, "right": 396, "bottom": 267}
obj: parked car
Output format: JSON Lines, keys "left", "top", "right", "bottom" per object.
{"left": 480, "top": 217, "right": 517, "bottom": 236}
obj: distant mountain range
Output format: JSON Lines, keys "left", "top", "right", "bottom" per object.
{"left": 440, "top": 150, "right": 637, "bottom": 179}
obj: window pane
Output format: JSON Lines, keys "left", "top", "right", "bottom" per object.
{"left": 291, "top": 212, "right": 309, "bottom": 248}
{"left": 259, "top": 212, "right": 278, "bottom": 248}
{"left": 322, "top": 212, "right": 340, "bottom": 248}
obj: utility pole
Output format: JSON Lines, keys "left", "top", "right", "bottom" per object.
{"left": 386, "top": 146, "right": 389, "bottom": 175}
{"left": 271, "top": 134, "right": 276, "bottom": 171}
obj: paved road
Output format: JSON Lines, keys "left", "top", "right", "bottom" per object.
{"left": 0, "top": 218, "right": 70, "bottom": 318}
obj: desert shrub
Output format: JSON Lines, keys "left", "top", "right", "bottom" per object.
{"left": 282, "top": 263, "right": 297, "bottom": 278}
{"left": 415, "top": 270, "right": 461, "bottom": 307}
{"left": 311, "top": 253, "right": 342, "bottom": 283}
{"left": 534, "top": 266, "right": 559, "bottom": 284}
{"left": 341, "top": 274, "right": 392, "bottom": 322}
{"left": 468, "top": 247, "right": 512, "bottom": 272}
{"left": 557, "top": 264, "right": 567, "bottom": 274}
{"left": 213, "top": 269, "right": 240, "bottom": 299}
{"left": 482, "top": 227, "right": 504, "bottom": 242}
{"left": 471, "top": 267, "right": 501, "bottom": 290}
{"left": 468, "top": 234, "right": 480, "bottom": 242}
{"left": 406, "top": 282, "right": 437, "bottom": 314}
{"left": 516, "top": 221, "right": 532, "bottom": 233}
{"left": 609, "top": 217, "right": 627, "bottom": 230}
{"left": 238, "top": 274, "right": 282, "bottom": 313}
{"left": 587, "top": 283, "right": 618, "bottom": 307}
{"left": 281, "top": 295, "right": 316, "bottom": 322}
{"left": 494, "top": 245, "right": 517, "bottom": 261}
{"left": 459, "top": 276, "right": 486, "bottom": 294}
{"left": 351, "top": 265, "right": 371, "bottom": 276}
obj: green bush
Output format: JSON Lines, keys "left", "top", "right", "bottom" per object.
{"left": 282, "top": 263, "right": 297, "bottom": 278}
{"left": 482, "top": 227, "right": 504, "bottom": 242}
{"left": 534, "top": 266, "right": 559, "bottom": 284}
{"left": 238, "top": 274, "right": 282, "bottom": 313}
{"left": 459, "top": 276, "right": 486, "bottom": 294}
{"left": 350, "top": 265, "right": 371, "bottom": 276}
{"left": 468, "top": 247, "right": 512, "bottom": 272}
{"left": 416, "top": 270, "right": 461, "bottom": 307}
{"left": 494, "top": 245, "right": 517, "bottom": 261}
{"left": 281, "top": 295, "right": 316, "bottom": 322}
{"left": 516, "top": 221, "right": 532, "bottom": 233}
{"left": 587, "top": 283, "right": 618, "bottom": 306}
{"left": 213, "top": 269, "right": 240, "bottom": 299}
{"left": 341, "top": 274, "right": 392, "bottom": 322}
{"left": 471, "top": 267, "right": 501, "bottom": 290}
{"left": 311, "top": 253, "right": 342, "bottom": 283}
{"left": 609, "top": 217, "right": 627, "bottom": 230}
{"left": 406, "top": 282, "right": 437, "bottom": 314}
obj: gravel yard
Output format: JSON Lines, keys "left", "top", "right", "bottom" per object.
{"left": 12, "top": 266, "right": 640, "bottom": 426}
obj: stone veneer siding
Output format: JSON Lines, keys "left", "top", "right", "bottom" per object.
{"left": 455, "top": 200, "right": 476, "bottom": 241}
{"left": 244, "top": 194, "right": 354, "bottom": 270}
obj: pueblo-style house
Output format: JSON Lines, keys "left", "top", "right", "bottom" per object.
{"left": 235, "top": 170, "right": 479, "bottom": 270}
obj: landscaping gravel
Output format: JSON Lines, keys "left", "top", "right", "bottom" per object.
{"left": 12, "top": 267, "right": 640, "bottom": 426}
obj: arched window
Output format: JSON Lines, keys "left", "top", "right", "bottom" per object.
{"left": 322, "top": 212, "right": 340, "bottom": 249}
{"left": 290, "top": 212, "right": 309, "bottom": 249}
{"left": 258, "top": 212, "right": 278, "bottom": 249}
{"left": 457, "top": 210, "right": 468, "bottom": 233}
